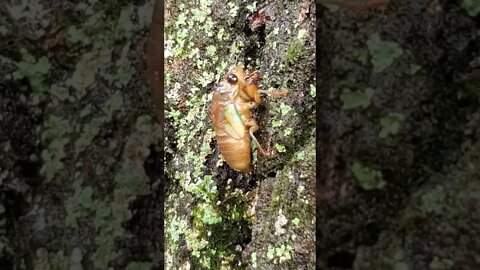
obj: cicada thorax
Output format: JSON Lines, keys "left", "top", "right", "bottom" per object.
{"left": 237, "top": 71, "right": 262, "bottom": 104}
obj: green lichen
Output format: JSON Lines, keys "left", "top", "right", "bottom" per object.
{"left": 355, "top": 139, "right": 480, "bottom": 267}
{"left": 164, "top": 2, "right": 243, "bottom": 266}
{"left": 109, "top": 43, "right": 135, "bottom": 88}
{"left": 40, "top": 137, "right": 69, "bottom": 182}
{"left": 227, "top": 2, "right": 240, "bottom": 18}
{"left": 309, "top": 84, "right": 316, "bottom": 98}
{"left": 251, "top": 252, "right": 257, "bottom": 268}
{"left": 367, "top": 33, "right": 403, "bottom": 73}
{"left": 284, "top": 40, "right": 305, "bottom": 65}
{"left": 65, "top": 49, "right": 111, "bottom": 100}
{"left": 283, "top": 127, "right": 293, "bottom": 137}
{"left": 275, "top": 143, "right": 287, "bottom": 153}
{"left": 429, "top": 257, "right": 454, "bottom": 270}
{"left": 294, "top": 150, "right": 306, "bottom": 161}
{"left": 6, "top": 0, "right": 48, "bottom": 22}
{"left": 280, "top": 104, "right": 292, "bottom": 115}
{"left": 75, "top": 91, "right": 123, "bottom": 155}
{"left": 352, "top": 162, "right": 386, "bottom": 190}
{"left": 246, "top": 2, "right": 258, "bottom": 12}
{"left": 13, "top": 48, "right": 51, "bottom": 93}
{"left": 0, "top": 25, "right": 9, "bottom": 36}
{"left": 64, "top": 180, "right": 94, "bottom": 228}
{"left": 410, "top": 63, "right": 422, "bottom": 74}
{"left": 418, "top": 185, "right": 446, "bottom": 215}
{"left": 292, "top": 217, "right": 300, "bottom": 226}
{"left": 379, "top": 113, "right": 405, "bottom": 138}
{"left": 165, "top": 214, "right": 188, "bottom": 252}
{"left": 266, "top": 244, "right": 293, "bottom": 263}
{"left": 462, "top": 0, "right": 480, "bottom": 16}
{"left": 283, "top": 28, "right": 309, "bottom": 65}
{"left": 272, "top": 119, "right": 283, "bottom": 127}
{"left": 340, "top": 88, "right": 375, "bottom": 109}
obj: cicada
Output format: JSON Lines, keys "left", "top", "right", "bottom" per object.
{"left": 210, "top": 66, "right": 286, "bottom": 173}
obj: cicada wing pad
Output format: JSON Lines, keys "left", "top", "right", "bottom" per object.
{"left": 223, "top": 103, "right": 245, "bottom": 140}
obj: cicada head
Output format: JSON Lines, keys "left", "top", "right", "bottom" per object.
{"left": 226, "top": 66, "right": 245, "bottom": 82}
{"left": 214, "top": 66, "right": 246, "bottom": 101}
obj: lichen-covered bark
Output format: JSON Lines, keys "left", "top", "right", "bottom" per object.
{"left": 354, "top": 141, "right": 480, "bottom": 269}
{"left": 242, "top": 136, "right": 316, "bottom": 269}
{"left": 164, "top": 0, "right": 315, "bottom": 269}
{"left": 0, "top": 1, "right": 162, "bottom": 269}
{"left": 317, "top": 0, "right": 480, "bottom": 269}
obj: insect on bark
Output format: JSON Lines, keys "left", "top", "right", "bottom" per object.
{"left": 210, "top": 66, "right": 286, "bottom": 173}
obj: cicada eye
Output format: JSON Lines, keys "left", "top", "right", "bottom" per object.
{"left": 226, "top": 74, "right": 238, "bottom": 84}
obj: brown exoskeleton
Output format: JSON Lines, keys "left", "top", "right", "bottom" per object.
{"left": 210, "top": 66, "right": 286, "bottom": 173}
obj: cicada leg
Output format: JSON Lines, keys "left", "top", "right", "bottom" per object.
{"left": 257, "top": 90, "right": 288, "bottom": 97}
{"left": 236, "top": 102, "right": 258, "bottom": 119}
{"left": 237, "top": 88, "right": 252, "bottom": 101}
{"left": 245, "top": 118, "right": 273, "bottom": 157}
{"left": 245, "top": 71, "right": 288, "bottom": 102}
{"left": 244, "top": 71, "right": 263, "bottom": 104}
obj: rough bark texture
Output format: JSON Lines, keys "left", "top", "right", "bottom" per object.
{"left": 317, "top": 0, "right": 480, "bottom": 269}
{"left": 163, "top": 0, "right": 316, "bottom": 269}
{"left": 1, "top": 1, "right": 163, "bottom": 269}
{"left": 1, "top": 0, "right": 316, "bottom": 269}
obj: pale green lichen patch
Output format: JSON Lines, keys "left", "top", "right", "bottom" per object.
{"left": 12, "top": 48, "right": 51, "bottom": 93}
{"left": 462, "top": 0, "right": 480, "bottom": 16}
{"left": 309, "top": 84, "right": 316, "bottom": 98}
{"left": 64, "top": 179, "right": 94, "bottom": 228}
{"left": 283, "top": 28, "right": 309, "bottom": 66}
{"left": 367, "top": 33, "right": 403, "bottom": 74}
{"left": 418, "top": 185, "right": 446, "bottom": 215}
{"left": 165, "top": 211, "right": 189, "bottom": 253}
{"left": 272, "top": 119, "right": 283, "bottom": 128}
{"left": 340, "top": 88, "right": 375, "bottom": 109}
{"left": 266, "top": 244, "right": 293, "bottom": 263}
{"left": 0, "top": 25, "right": 9, "bottom": 35}
{"left": 379, "top": 113, "right": 405, "bottom": 138}
{"left": 284, "top": 40, "right": 306, "bottom": 66}
{"left": 352, "top": 162, "right": 386, "bottom": 190}
{"left": 39, "top": 115, "right": 74, "bottom": 182}
{"left": 275, "top": 143, "right": 287, "bottom": 153}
